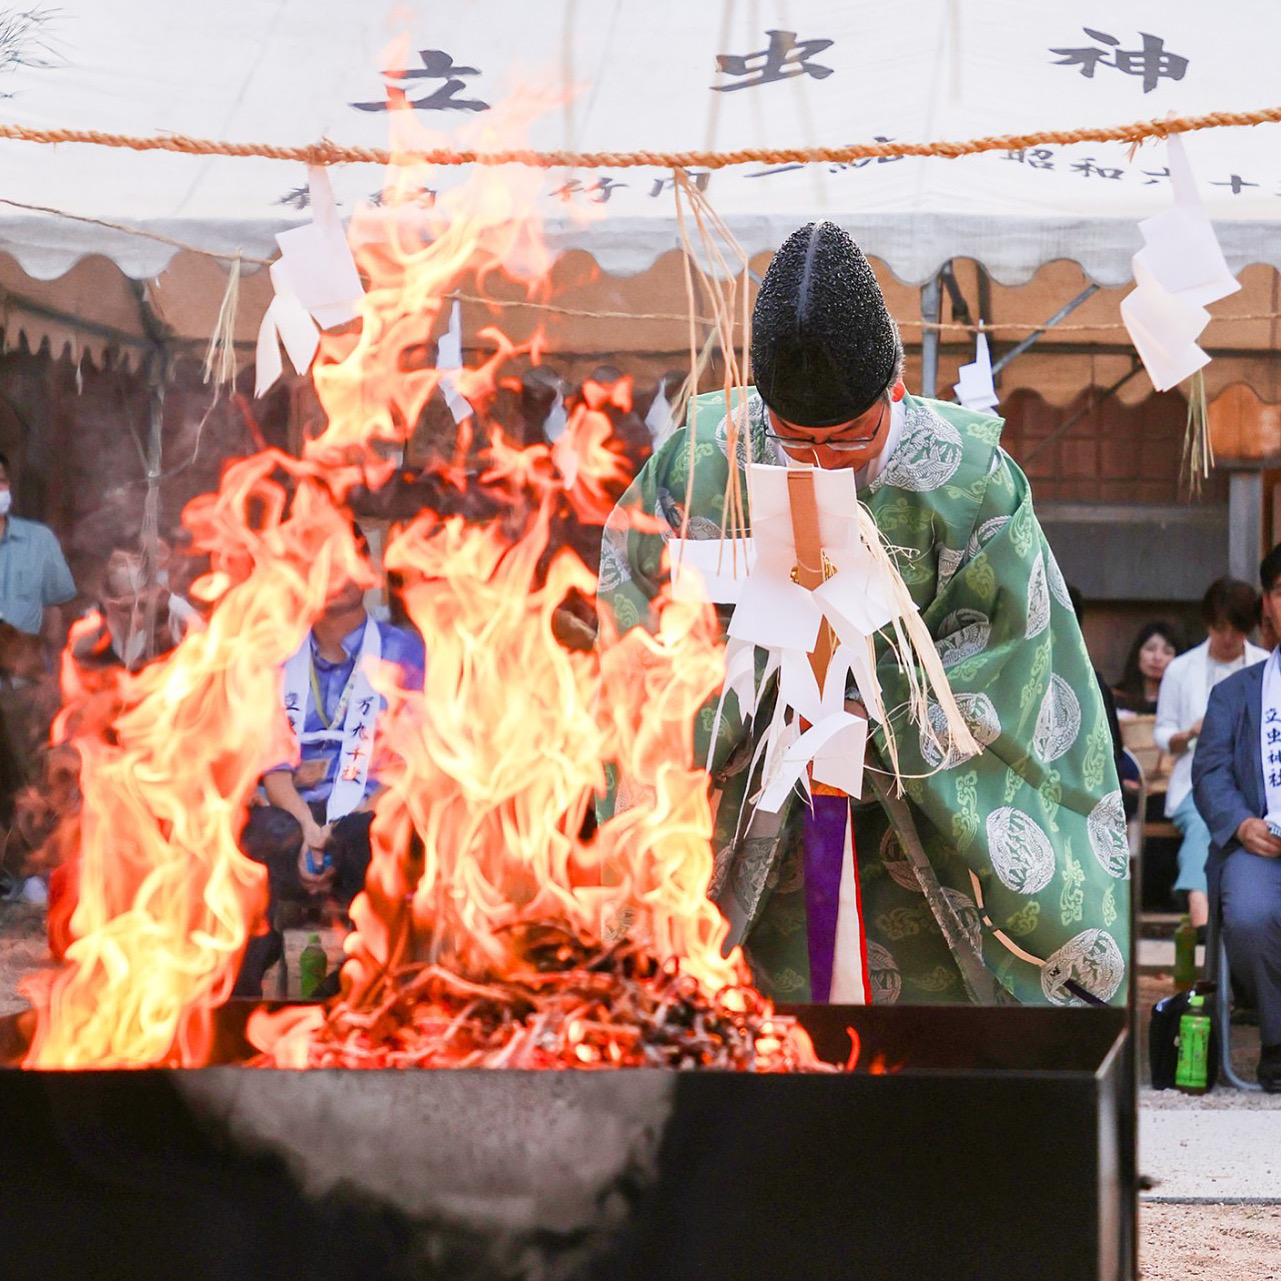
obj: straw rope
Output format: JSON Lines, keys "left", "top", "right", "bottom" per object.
{"left": 903, "top": 313, "right": 1281, "bottom": 334}
{"left": 3, "top": 196, "right": 1276, "bottom": 336}
{"left": 0, "top": 197, "right": 274, "bottom": 266}
{"left": 1, "top": 104, "right": 1279, "bottom": 170}
{"left": 456, "top": 293, "right": 1281, "bottom": 335}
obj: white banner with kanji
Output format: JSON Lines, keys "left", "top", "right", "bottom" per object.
{"left": 0, "top": 1, "right": 1278, "bottom": 284}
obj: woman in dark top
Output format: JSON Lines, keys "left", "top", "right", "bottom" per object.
{"left": 1113, "top": 621, "right": 1181, "bottom": 715}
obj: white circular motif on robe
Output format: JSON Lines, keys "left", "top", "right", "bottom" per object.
{"left": 920, "top": 692, "right": 1001, "bottom": 768}
{"left": 1032, "top": 674, "right": 1082, "bottom": 763}
{"left": 877, "top": 407, "right": 963, "bottom": 493}
{"left": 879, "top": 830, "right": 922, "bottom": 894}
{"left": 715, "top": 397, "right": 764, "bottom": 468}
{"left": 986, "top": 806, "right": 1056, "bottom": 895}
{"left": 964, "top": 516, "right": 1009, "bottom": 563}
{"left": 1026, "top": 550, "right": 1050, "bottom": 639}
{"left": 866, "top": 940, "right": 902, "bottom": 1004}
{"left": 942, "top": 887, "right": 984, "bottom": 957}
{"left": 1088, "top": 791, "right": 1130, "bottom": 879}
{"left": 1046, "top": 553, "right": 1074, "bottom": 611}
{"left": 597, "top": 522, "right": 631, "bottom": 592}
{"left": 936, "top": 609, "right": 992, "bottom": 670}
{"left": 936, "top": 546, "right": 964, "bottom": 593}
{"left": 682, "top": 518, "right": 727, "bottom": 543}
{"left": 1041, "top": 928, "right": 1125, "bottom": 1005}
{"left": 613, "top": 771, "right": 657, "bottom": 817}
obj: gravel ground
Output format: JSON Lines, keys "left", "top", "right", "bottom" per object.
{"left": 1, "top": 903, "right": 1276, "bottom": 1276}
{"left": 1141, "top": 1204, "right": 1281, "bottom": 1279}
{"left": 0, "top": 901, "right": 49, "bottom": 1017}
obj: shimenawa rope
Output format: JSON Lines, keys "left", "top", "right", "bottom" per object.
{"left": 0, "top": 102, "right": 1277, "bottom": 169}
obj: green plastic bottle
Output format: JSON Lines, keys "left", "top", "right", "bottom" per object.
{"left": 1175, "top": 989, "right": 1211, "bottom": 1094}
{"left": 299, "top": 933, "right": 327, "bottom": 1000}
{"left": 1173, "top": 914, "right": 1198, "bottom": 992}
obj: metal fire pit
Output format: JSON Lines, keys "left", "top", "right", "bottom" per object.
{"left": 0, "top": 1003, "right": 1134, "bottom": 1281}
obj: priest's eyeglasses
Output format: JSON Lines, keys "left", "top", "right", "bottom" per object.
{"left": 764, "top": 396, "right": 890, "bottom": 453}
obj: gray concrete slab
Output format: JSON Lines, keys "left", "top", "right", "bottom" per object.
{"left": 1138, "top": 937, "right": 1204, "bottom": 971}
{"left": 1141, "top": 1108, "right": 1281, "bottom": 1201}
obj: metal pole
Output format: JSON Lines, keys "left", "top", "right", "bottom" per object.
{"left": 991, "top": 283, "right": 1101, "bottom": 377}
{"left": 1229, "top": 472, "right": 1263, "bottom": 583}
{"left": 919, "top": 271, "right": 942, "bottom": 399}
{"left": 976, "top": 264, "right": 992, "bottom": 336}
{"left": 938, "top": 262, "right": 972, "bottom": 328}
{"left": 141, "top": 350, "right": 165, "bottom": 662}
{"left": 125, "top": 279, "right": 173, "bottom": 665}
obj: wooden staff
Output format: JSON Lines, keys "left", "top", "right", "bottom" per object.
{"left": 785, "top": 468, "right": 837, "bottom": 689}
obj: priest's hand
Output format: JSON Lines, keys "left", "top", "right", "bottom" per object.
{"left": 1236, "top": 817, "right": 1281, "bottom": 858}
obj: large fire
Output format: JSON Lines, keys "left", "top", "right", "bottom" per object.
{"left": 23, "top": 91, "right": 827, "bottom": 1073}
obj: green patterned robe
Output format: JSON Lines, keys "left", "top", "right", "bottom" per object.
{"left": 597, "top": 389, "right": 1128, "bottom": 1007}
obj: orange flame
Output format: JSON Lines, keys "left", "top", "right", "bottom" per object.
{"left": 30, "top": 85, "right": 744, "bottom": 1069}
{"left": 323, "top": 505, "right": 736, "bottom": 1009}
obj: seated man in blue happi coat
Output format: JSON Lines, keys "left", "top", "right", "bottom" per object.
{"left": 234, "top": 555, "right": 424, "bottom": 997}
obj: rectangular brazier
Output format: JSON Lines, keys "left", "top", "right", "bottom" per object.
{"left": 0, "top": 1004, "right": 1134, "bottom": 1281}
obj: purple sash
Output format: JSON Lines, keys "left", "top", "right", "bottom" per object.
{"left": 803, "top": 792, "right": 849, "bottom": 1003}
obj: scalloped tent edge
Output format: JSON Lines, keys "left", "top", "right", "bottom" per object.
{"left": 6, "top": 244, "right": 1275, "bottom": 412}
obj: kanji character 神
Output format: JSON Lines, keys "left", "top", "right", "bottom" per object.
{"left": 1050, "top": 28, "right": 1188, "bottom": 93}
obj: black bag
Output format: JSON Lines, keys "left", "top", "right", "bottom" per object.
{"left": 1149, "top": 989, "right": 1219, "bottom": 1090}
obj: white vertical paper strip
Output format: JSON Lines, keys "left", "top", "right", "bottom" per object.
{"left": 829, "top": 818, "right": 869, "bottom": 1005}
{"left": 436, "top": 298, "right": 473, "bottom": 425}
{"left": 953, "top": 329, "right": 998, "bottom": 412}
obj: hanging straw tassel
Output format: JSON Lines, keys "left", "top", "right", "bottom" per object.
{"left": 202, "top": 251, "right": 242, "bottom": 390}
{"left": 853, "top": 504, "right": 981, "bottom": 788}
{"left": 1179, "top": 368, "right": 1212, "bottom": 499}
{"left": 673, "top": 168, "right": 752, "bottom": 546}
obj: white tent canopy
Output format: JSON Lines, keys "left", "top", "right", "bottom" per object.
{"left": 0, "top": 0, "right": 1279, "bottom": 291}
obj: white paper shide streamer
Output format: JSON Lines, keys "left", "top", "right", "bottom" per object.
{"left": 1120, "top": 135, "right": 1240, "bottom": 392}
{"left": 671, "top": 461, "right": 979, "bottom": 827}
{"left": 643, "top": 374, "right": 678, "bottom": 444}
{"left": 255, "top": 166, "right": 365, "bottom": 397}
{"left": 953, "top": 328, "right": 998, "bottom": 413}
{"left": 435, "top": 298, "right": 474, "bottom": 425}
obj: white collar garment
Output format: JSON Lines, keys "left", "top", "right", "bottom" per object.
{"left": 769, "top": 397, "right": 906, "bottom": 487}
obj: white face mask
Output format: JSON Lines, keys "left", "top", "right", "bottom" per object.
{"left": 0, "top": 491, "right": 12, "bottom": 516}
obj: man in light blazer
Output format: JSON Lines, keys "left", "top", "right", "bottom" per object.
{"left": 1193, "top": 544, "right": 1281, "bottom": 1091}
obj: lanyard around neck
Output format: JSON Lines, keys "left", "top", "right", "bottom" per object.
{"left": 309, "top": 647, "right": 359, "bottom": 731}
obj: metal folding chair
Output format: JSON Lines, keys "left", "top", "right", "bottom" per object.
{"left": 1204, "top": 905, "right": 1261, "bottom": 1091}
{"left": 1121, "top": 747, "right": 1144, "bottom": 864}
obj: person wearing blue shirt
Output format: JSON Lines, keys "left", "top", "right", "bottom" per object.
{"left": 233, "top": 560, "right": 425, "bottom": 997}
{"left": 0, "top": 452, "right": 76, "bottom": 825}
{"left": 0, "top": 453, "right": 76, "bottom": 645}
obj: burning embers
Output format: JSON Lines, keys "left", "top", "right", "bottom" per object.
{"left": 25, "top": 97, "right": 831, "bottom": 1073}
{"left": 250, "top": 926, "right": 826, "bottom": 1071}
